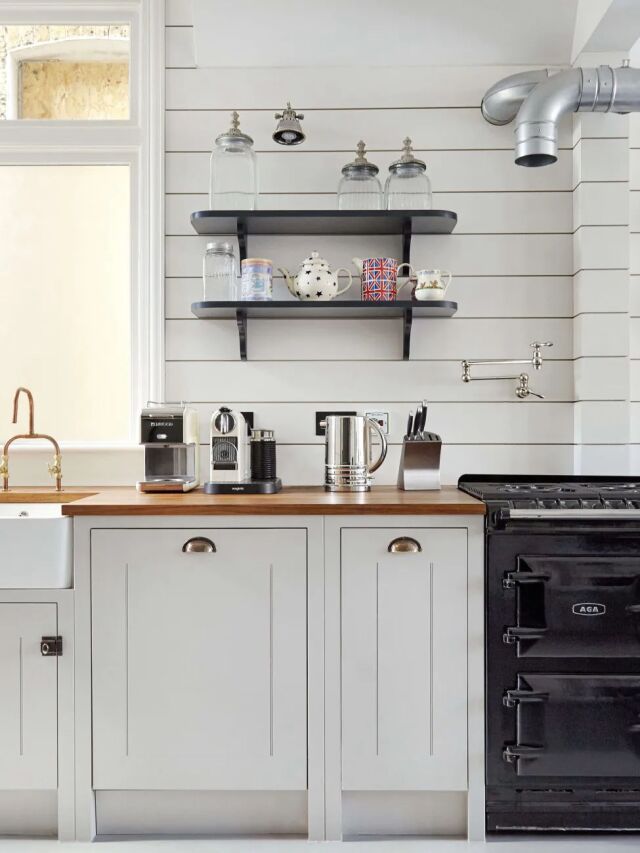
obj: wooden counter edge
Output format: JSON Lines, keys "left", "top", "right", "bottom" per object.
{"left": 61, "top": 486, "right": 486, "bottom": 516}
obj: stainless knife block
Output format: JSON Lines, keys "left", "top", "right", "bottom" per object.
{"left": 397, "top": 433, "right": 442, "bottom": 491}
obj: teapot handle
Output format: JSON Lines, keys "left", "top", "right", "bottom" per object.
{"left": 440, "top": 270, "right": 453, "bottom": 293}
{"left": 334, "top": 268, "right": 353, "bottom": 296}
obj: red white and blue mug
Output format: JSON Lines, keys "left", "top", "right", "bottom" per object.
{"left": 353, "top": 257, "right": 414, "bottom": 301}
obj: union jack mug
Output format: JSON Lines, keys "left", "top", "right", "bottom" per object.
{"left": 354, "top": 257, "right": 414, "bottom": 301}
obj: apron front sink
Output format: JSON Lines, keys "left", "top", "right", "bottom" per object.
{"left": 0, "top": 504, "right": 72, "bottom": 588}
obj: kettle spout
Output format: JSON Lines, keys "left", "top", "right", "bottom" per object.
{"left": 352, "top": 257, "right": 364, "bottom": 275}
{"left": 277, "top": 267, "right": 296, "bottom": 296}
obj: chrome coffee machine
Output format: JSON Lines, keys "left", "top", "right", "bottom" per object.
{"left": 137, "top": 403, "right": 199, "bottom": 492}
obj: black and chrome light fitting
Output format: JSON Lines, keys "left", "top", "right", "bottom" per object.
{"left": 272, "top": 102, "right": 305, "bottom": 145}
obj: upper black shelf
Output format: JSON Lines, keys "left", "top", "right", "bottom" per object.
{"left": 190, "top": 209, "right": 457, "bottom": 265}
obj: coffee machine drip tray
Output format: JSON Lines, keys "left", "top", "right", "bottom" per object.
{"left": 204, "top": 478, "right": 282, "bottom": 495}
{"left": 137, "top": 476, "right": 199, "bottom": 493}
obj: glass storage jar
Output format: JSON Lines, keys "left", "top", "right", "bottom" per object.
{"left": 209, "top": 111, "right": 257, "bottom": 210}
{"left": 203, "top": 241, "right": 237, "bottom": 300}
{"left": 385, "top": 137, "right": 432, "bottom": 210}
{"left": 337, "top": 141, "right": 383, "bottom": 210}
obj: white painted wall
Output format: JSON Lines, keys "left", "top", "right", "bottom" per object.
{"left": 164, "top": 0, "right": 576, "bottom": 485}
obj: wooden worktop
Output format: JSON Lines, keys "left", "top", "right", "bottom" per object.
{"left": 59, "top": 486, "right": 484, "bottom": 516}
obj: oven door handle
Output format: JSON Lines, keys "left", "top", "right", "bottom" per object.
{"left": 503, "top": 689, "right": 549, "bottom": 708}
{"left": 503, "top": 625, "right": 548, "bottom": 644}
{"left": 503, "top": 571, "right": 550, "bottom": 589}
{"left": 626, "top": 604, "right": 640, "bottom": 615}
{"left": 629, "top": 724, "right": 640, "bottom": 733}
{"left": 503, "top": 744, "right": 544, "bottom": 764}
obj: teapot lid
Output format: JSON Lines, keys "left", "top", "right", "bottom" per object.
{"left": 215, "top": 110, "right": 254, "bottom": 146}
{"left": 341, "top": 140, "right": 380, "bottom": 177}
{"left": 301, "top": 250, "right": 327, "bottom": 266}
{"left": 389, "top": 137, "right": 426, "bottom": 173}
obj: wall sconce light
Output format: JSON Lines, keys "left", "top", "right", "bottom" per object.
{"left": 273, "top": 102, "right": 305, "bottom": 145}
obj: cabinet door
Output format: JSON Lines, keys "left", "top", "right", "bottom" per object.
{"left": 341, "top": 528, "right": 467, "bottom": 791}
{"left": 91, "top": 528, "right": 307, "bottom": 790}
{"left": 0, "top": 603, "right": 57, "bottom": 789}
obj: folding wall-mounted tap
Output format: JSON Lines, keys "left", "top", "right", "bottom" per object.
{"left": 461, "top": 341, "right": 552, "bottom": 400}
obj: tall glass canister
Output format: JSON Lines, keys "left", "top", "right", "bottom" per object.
{"left": 209, "top": 111, "right": 258, "bottom": 210}
{"left": 385, "top": 137, "right": 432, "bottom": 210}
{"left": 337, "top": 141, "right": 383, "bottom": 210}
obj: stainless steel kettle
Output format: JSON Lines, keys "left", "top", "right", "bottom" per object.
{"left": 321, "top": 414, "right": 387, "bottom": 492}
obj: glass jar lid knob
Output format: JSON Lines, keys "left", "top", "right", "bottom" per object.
{"left": 341, "top": 140, "right": 379, "bottom": 176}
{"left": 389, "top": 137, "right": 426, "bottom": 172}
{"left": 216, "top": 110, "right": 254, "bottom": 145}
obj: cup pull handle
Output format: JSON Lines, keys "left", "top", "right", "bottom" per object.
{"left": 182, "top": 537, "right": 216, "bottom": 553}
{"left": 388, "top": 536, "right": 422, "bottom": 553}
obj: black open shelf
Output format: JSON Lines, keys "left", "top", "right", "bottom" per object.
{"left": 191, "top": 299, "right": 458, "bottom": 361}
{"left": 190, "top": 209, "right": 457, "bottom": 265}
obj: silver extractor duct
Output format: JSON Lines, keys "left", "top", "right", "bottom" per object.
{"left": 481, "top": 61, "right": 640, "bottom": 166}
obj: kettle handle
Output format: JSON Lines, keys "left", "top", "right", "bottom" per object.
{"left": 366, "top": 417, "right": 388, "bottom": 474}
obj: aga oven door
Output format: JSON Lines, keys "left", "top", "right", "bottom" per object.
{"left": 503, "top": 674, "right": 640, "bottom": 777}
{"left": 503, "top": 556, "right": 640, "bottom": 657}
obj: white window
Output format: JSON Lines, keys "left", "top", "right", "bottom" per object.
{"left": 0, "top": 0, "right": 163, "bottom": 445}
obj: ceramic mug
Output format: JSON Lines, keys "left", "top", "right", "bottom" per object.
{"left": 356, "top": 257, "right": 414, "bottom": 301}
{"left": 413, "top": 269, "right": 452, "bottom": 301}
{"left": 241, "top": 257, "right": 273, "bottom": 301}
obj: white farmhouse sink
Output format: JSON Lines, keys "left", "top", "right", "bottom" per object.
{"left": 0, "top": 503, "right": 72, "bottom": 588}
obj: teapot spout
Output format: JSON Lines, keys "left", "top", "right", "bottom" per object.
{"left": 352, "top": 257, "right": 364, "bottom": 275}
{"left": 277, "top": 267, "right": 296, "bottom": 296}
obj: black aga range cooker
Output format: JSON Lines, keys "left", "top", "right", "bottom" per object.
{"left": 458, "top": 475, "right": 640, "bottom": 833}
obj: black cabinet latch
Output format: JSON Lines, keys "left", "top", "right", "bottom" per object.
{"left": 41, "top": 636, "right": 62, "bottom": 656}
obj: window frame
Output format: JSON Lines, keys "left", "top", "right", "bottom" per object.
{"left": 0, "top": 0, "right": 164, "bottom": 447}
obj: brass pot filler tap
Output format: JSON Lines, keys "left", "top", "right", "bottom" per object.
{"left": 0, "top": 387, "right": 62, "bottom": 491}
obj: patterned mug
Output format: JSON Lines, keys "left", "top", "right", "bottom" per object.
{"left": 353, "top": 257, "right": 414, "bottom": 301}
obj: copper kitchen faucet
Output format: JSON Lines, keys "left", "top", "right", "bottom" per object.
{"left": 0, "top": 387, "right": 62, "bottom": 491}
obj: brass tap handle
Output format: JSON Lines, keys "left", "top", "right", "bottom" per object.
{"left": 48, "top": 454, "right": 62, "bottom": 479}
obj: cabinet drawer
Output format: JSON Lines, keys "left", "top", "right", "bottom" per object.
{"left": 91, "top": 527, "right": 307, "bottom": 790}
{"left": 341, "top": 528, "right": 467, "bottom": 791}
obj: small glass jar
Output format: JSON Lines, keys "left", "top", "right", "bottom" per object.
{"left": 337, "top": 141, "right": 383, "bottom": 210}
{"left": 385, "top": 137, "right": 432, "bottom": 210}
{"left": 209, "top": 110, "right": 257, "bottom": 210}
{"left": 203, "top": 241, "right": 237, "bottom": 301}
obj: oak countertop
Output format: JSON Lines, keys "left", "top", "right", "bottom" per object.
{"left": 54, "top": 485, "right": 485, "bottom": 516}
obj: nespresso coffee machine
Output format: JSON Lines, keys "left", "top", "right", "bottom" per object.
{"left": 137, "top": 403, "right": 199, "bottom": 492}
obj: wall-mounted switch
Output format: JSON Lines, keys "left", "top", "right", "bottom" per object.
{"left": 365, "top": 411, "right": 389, "bottom": 434}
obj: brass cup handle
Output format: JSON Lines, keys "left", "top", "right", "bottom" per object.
{"left": 182, "top": 537, "right": 216, "bottom": 553}
{"left": 388, "top": 536, "right": 422, "bottom": 553}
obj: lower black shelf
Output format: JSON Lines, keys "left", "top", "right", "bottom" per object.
{"left": 190, "top": 299, "right": 458, "bottom": 361}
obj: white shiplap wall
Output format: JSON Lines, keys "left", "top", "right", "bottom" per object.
{"left": 164, "top": 0, "right": 577, "bottom": 485}
{"left": 573, "top": 51, "right": 631, "bottom": 475}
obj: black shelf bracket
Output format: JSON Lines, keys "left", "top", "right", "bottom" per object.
{"left": 401, "top": 217, "right": 412, "bottom": 266}
{"left": 402, "top": 307, "right": 413, "bottom": 360}
{"left": 237, "top": 218, "right": 248, "bottom": 263}
{"left": 236, "top": 308, "right": 248, "bottom": 360}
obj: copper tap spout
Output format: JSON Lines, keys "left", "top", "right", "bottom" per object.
{"left": 2, "top": 387, "right": 62, "bottom": 491}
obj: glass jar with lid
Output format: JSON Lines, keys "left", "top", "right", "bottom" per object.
{"left": 203, "top": 241, "right": 237, "bottom": 300}
{"left": 337, "top": 141, "right": 383, "bottom": 210}
{"left": 209, "top": 111, "right": 257, "bottom": 210}
{"left": 385, "top": 137, "right": 432, "bottom": 210}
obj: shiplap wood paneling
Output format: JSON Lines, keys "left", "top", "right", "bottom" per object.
{"left": 166, "top": 150, "right": 572, "bottom": 194}
{"left": 163, "top": 19, "right": 578, "bottom": 482}
{"left": 166, "top": 192, "right": 573, "bottom": 235}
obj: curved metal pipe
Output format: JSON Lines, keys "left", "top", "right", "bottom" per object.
{"left": 482, "top": 63, "right": 640, "bottom": 167}
{"left": 515, "top": 68, "right": 582, "bottom": 166}
{"left": 481, "top": 69, "right": 550, "bottom": 125}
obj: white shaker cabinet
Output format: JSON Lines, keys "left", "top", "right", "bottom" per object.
{"left": 0, "top": 603, "right": 58, "bottom": 790}
{"left": 91, "top": 527, "right": 308, "bottom": 791}
{"left": 341, "top": 527, "right": 468, "bottom": 791}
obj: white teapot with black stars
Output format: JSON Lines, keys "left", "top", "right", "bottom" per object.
{"left": 278, "top": 251, "right": 353, "bottom": 301}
